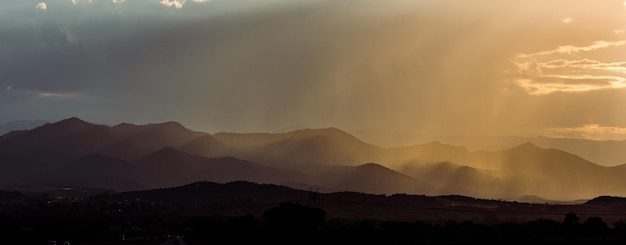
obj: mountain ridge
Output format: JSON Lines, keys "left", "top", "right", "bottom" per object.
{"left": 2, "top": 117, "right": 626, "bottom": 201}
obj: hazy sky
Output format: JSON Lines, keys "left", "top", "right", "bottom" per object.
{"left": 2, "top": 0, "right": 626, "bottom": 140}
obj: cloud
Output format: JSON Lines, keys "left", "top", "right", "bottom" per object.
{"left": 71, "top": 0, "right": 93, "bottom": 4}
{"left": 517, "top": 60, "right": 543, "bottom": 77}
{"left": 112, "top": 0, "right": 126, "bottom": 3}
{"left": 540, "top": 59, "right": 626, "bottom": 73}
{"left": 35, "top": 2, "right": 47, "bottom": 11}
{"left": 514, "top": 76, "right": 626, "bottom": 95}
{"left": 192, "top": 0, "right": 210, "bottom": 2}
{"left": 515, "top": 40, "right": 626, "bottom": 59}
{"left": 511, "top": 40, "right": 626, "bottom": 95}
{"left": 546, "top": 124, "right": 626, "bottom": 141}
{"left": 160, "top": 0, "right": 186, "bottom": 8}
{"left": 37, "top": 92, "right": 83, "bottom": 98}
{"left": 1, "top": 87, "right": 85, "bottom": 101}
{"left": 4, "top": 89, "right": 84, "bottom": 99}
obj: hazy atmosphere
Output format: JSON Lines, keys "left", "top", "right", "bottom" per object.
{"left": 3, "top": 0, "right": 626, "bottom": 140}
{"left": 5, "top": 2, "right": 626, "bottom": 244}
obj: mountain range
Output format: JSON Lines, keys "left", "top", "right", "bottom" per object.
{"left": 1, "top": 117, "right": 626, "bottom": 202}
{"left": 352, "top": 129, "right": 626, "bottom": 167}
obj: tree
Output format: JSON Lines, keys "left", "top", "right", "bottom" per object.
{"left": 563, "top": 212, "right": 579, "bottom": 227}
{"left": 583, "top": 216, "right": 608, "bottom": 235}
{"left": 262, "top": 202, "right": 326, "bottom": 233}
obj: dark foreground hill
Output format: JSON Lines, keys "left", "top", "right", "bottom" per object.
{"left": 2, "top": 181, "right": 626, "bottom": 244}
{"left": 108, "top": 181, "right": 626, "bottom": 226}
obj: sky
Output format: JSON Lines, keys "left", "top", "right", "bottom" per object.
{"left": 2, "top": 0, "right": 626, "bottom": 140}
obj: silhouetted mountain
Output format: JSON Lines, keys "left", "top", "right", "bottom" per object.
{"left": 122, "top": 122, "right": 200, "bottom": 146}
{"left": 67, "top": 154, "right": 137, "bottom": 176}
{"left": 383, "top": 141, "right": 472, "bottom": 168}
{"left": 0, "top": 117, "right": 117, "bottom": 158}
{"left": 400, "top": 161, "right": 502, "bottom": 198}
{"left": 0, "top": 118, "right": 216, "bottom": 162}
{"left": 523, "top": 137, "right": 626, "bottom": 167}
{"left": 477, "top": 143, "right": 626, "bottom": 200}
{"left": 585, "top": 196, "right": 626, "bottom": 206}
{"left": 383, "top": 142, "right": 626, "bottom": 200}
{"left": 355, "top": 131, "right": 626, "bottom": 167}
{"left": 429, "top": 135, "right": 626, "bottom": 167}
{"left": 0, "top": 153, "right": 55, "bottom": 186}
{"left": 100, "top": 121, "right": 207, "bottom": 161}
{"left": 134, "top": 146, "right": 308, "bottom": 189}
{"left": 317, "top": 163, "right": 429, "bottom": 195}
{"left": 212, "top": 128, "right": 385, "bottom": 171}
{"left": 178, "top": 135, "right": 232, "bottom": 158}
{"left": 0, "top": 120, "right": 48, "bottom": 136}
{"left": 34, "top": 154, "right": 147, "bottom": 191}
{"left": 114, "top": 180, "right": 308, "bottom": 204}
{"left": 5, "top": 153, "right": 144, "bottom": 192}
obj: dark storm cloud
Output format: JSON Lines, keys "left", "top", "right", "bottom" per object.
{"left": 1, "top": 0, "right": 327, "bottom": 126}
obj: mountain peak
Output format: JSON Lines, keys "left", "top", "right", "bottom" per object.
{"left": 143, "top": 121, "right": 195, "bottom": 134}
{"left": 32, "top": 117, "right": 96, "bottom": 134}
{"left": 287, "top": 127, "right": 346, "bottom": 134}
{"left": 423, "top": 141, "right": 454, "bottom": 147}
{"left": 53, "top": 117, "right": 92, "bottom": 127}
{"left": 357, "top": 162, "right": 388, "bottom": 170}
{"left": 150, "top": 121, "right": 186, "bottom": 129}
{"left": 149, "top": 146, "right": 185, "bottom": 157}
{"left": 112, "top": 121, "right": 188, "bottom": 131}
{"left": 113, "top": 122, "right": 134, "bottom": 128}
{"left": 305, "top": 127, "right": 368, "bottom": 144}
{"left": 510, "top": 142, "right": 541, "bottom": 151}
{"left": 585, "top": 195, "right": 626, "bottom": 206}
{"left": 110, "top": 121, "right": 196, "bottom": 140}
{"left": 138, "top": 146, "right": 212, "bottom": 164}
{"left": 61, "top": 117, "right": 84, "bottom": 122}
